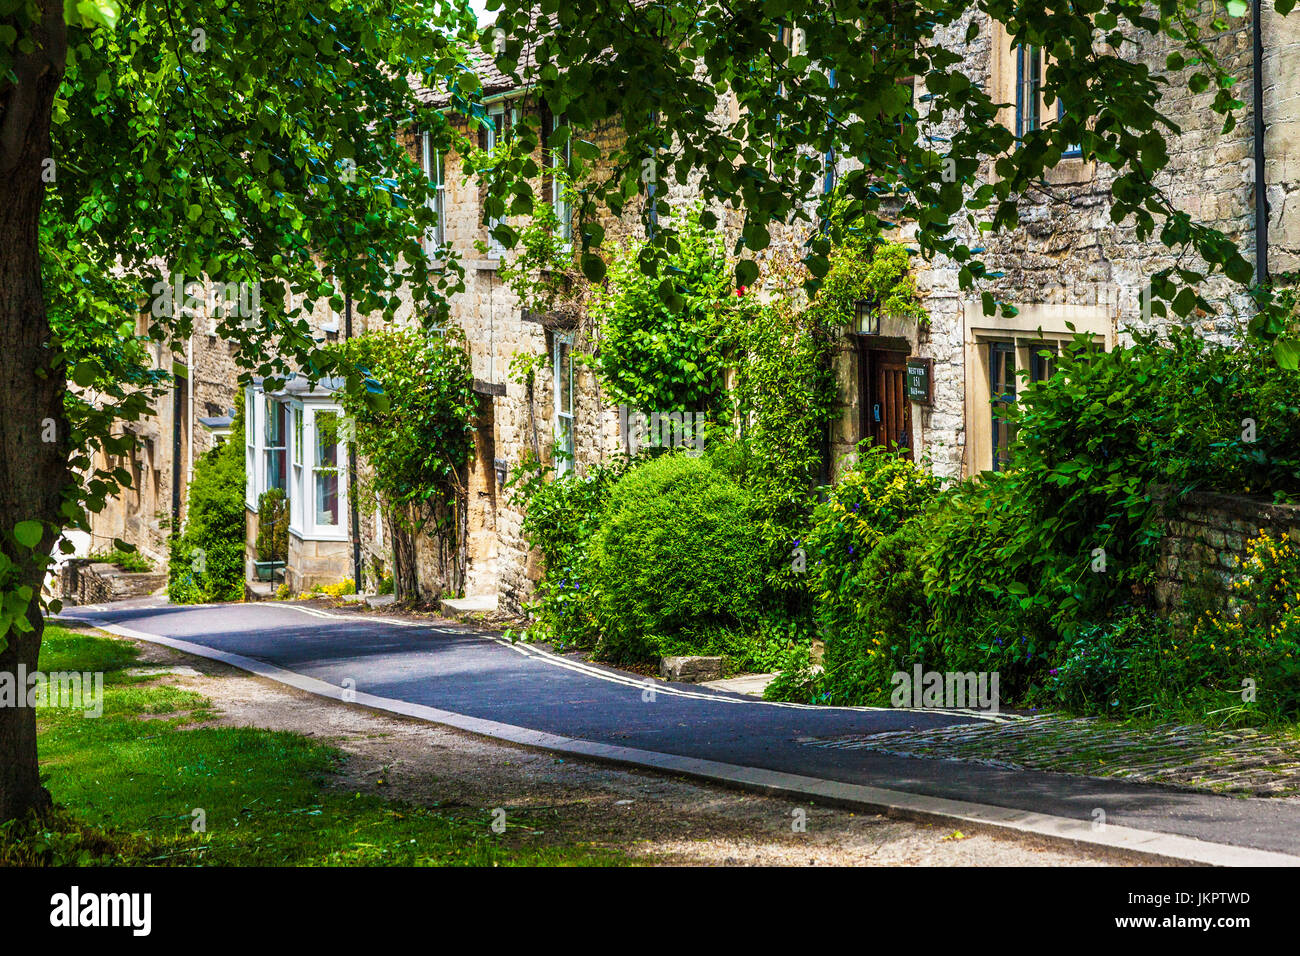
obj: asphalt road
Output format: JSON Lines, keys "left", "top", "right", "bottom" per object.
{"left": 61, "top": 598, "right": 1300, "bottom": 856}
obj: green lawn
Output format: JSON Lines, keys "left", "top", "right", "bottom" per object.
{"left": 1, "top": 626, "right": 625, "bottom": 866}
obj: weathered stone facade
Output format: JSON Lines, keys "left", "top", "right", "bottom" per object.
{"left": 86, "top": 324, "right": 238, "bottom": 568}
{"left": 911, "top": 8, "right": 1300, "bottom": 479}
{"left": 89, "top": 13, "right": 1300, "bottom": 620}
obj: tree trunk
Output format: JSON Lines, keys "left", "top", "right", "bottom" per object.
{"left": 0, "top": 1, "right": 69, "bottom": 822}
{"left": 388, "top": 506, "right": 419, "bottom": 603}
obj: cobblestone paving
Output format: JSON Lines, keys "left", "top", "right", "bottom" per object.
{"left": 798, "top": 716, "right": 1300, "bottom": 797}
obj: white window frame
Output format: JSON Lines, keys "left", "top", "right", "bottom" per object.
{"left": 263, "top": 396, "right": 289, "bottom": 498}
{"left": 303, "top": 404, "right": 348, "bottom": 540}
{"left": 288, "top": 402, "right": 305, "bottom": 534}
{"left": 485, "top": 103, "right": 512, "bottom": 258}
{"left": 420, "top": 130, "right": 445, "bottom": 257}
{"left": 244, "top": 387, "right": 259, "bottom": 510}
{"left": 550, "top": 114, "right": 572, "bottom": 249}
{"left": 553, "top": 333, "right": 575, "bottom": 474}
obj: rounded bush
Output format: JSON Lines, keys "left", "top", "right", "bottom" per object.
{"left": 588, "top": 453, "right": 765, "bottom": 663}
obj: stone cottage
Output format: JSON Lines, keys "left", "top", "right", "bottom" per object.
{"left": 88, "top": 7, "right": 1300, "bottom": 615}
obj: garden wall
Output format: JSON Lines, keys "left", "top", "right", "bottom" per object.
{"left": 57, "top": 559, "right": 166, "bottom": 606}
{"left": 1154, "top": 490, "right": 1300, "bottom": 612}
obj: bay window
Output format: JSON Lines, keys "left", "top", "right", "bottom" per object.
{"left": 245, "top": 383, "right": 348, "bottom": 544}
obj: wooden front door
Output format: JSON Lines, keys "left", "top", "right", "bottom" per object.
{"left": 861, "top": 347, "right": 912, "bottom": 459}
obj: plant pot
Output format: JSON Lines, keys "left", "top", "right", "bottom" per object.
{"left": 254, "top": 560, "right": 286, "bottom": 582}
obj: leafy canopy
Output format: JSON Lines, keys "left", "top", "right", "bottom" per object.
{"left": 483, "top": 0, "right": 1296, "bottom": 360}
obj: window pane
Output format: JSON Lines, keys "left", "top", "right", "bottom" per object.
{"left": 314, "top": 412, "right": 340, "bottom": 526}
{"left": 315, "top": 469, "right": 339, "bottom": 526}
{"left": 1030, "top": 344, "right": 1058, "bottom": 383}
{"left": 556, "top": 415, "right": 574, "bottom": 474}
{"left": 433, "top": 188, "right": 445, "bottom": 248}
{"left": 558, "top": 340, "right": 573, "bottom": 415}
{"left": 990, "top": 343, "right": 1017, "bottom": 472}
{"left": 1016, "top": 46, "right": 1041, "bottom": 138}
{"left": 551, "top": 116, "right": 572, "bottom": 243}
{"left": 265, "top": 398, "right": 284, "bottom": 445}
{"left": 245, "top": 389, "right": 256, "bottom": 446}
{"left": 265, "top": 449, "right": 287, "bottom": 490}
{"left": 315, "top": 413, "right": 339, "bottom": 467}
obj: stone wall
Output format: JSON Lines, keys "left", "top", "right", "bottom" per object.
{"left": 912, "top": 8, "right": 1300, "bottom": 479}
{"left": 1154, "top": 490, "right": 1300, "bottom": 612}
{"left": 57, "top": 559, "right": 166, "bottom": 606}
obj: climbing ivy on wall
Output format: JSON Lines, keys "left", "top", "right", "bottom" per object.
{"left": 331, "top": 326, "right": 476, "bottom": 600}
{"left": 592, "top": 206, "right": 736, "bottom": 415}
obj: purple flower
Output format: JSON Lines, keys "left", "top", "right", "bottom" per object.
{"left": 1049, "top": 668, "right": 1058, "bottom": 676}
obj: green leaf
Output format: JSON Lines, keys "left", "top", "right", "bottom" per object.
{"left": 71, "top": 363, "right": 100, "bottom": 387}
{"left": 14, "top": 520, "right": 43, "bottom": 549}
{"left": 580, "top": 253, "right": 606, "bottom": 282}
{"left": 735, "top": 259, "right": 759, "bottom": 288}
{"left": 66, "top": 0, "right": 121, "bottom": 30}
{"left": 1273, "top": 338, "right": 1300, "bottom": 370}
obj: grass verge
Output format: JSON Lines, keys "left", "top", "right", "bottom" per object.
{"left": 1, "top": 625, "right": 626, "bottom": 866}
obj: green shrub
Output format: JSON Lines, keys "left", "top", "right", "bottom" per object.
{"left": 817, "top": 517, "right": 935, "bottom": 706}
{"left": 592, "top": 206, "right": 734, "bottom": 415}
{"left": 85, "top": 549, "right": 153, "bottom": 573}
{"left": 798, "top": 449, "right": 940, "bottom": 704}
{"left": 587, "top": 454, "right": 768, "bottom": 665}
{"left": 1040, "top": 611, "right": 1170, "bottom": 716}
{"left": 916, "top": 328, "right": 1300, "bottom": 708}
{"left": 806, "top": 329, "right": 1300, "bottom": 717}
{"left": 255, "top": 488, "right": 289, "bottom": 563}
{"left": 1169, "top": 531, "right": 1300, "bottom": 721}
{"left": 168, "top": 408, "right": 246, "bottom": 604}
{"left": 807, "top": 444, "right": 940, "bottom": 593}
{"left": 763, "top": 643, "right": 823, "bottom": 702}
{"left": 515, "top": 454, "right": 631, "bottom": 649}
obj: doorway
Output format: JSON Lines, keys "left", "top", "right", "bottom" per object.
{"left": 858, "top": 345, "right": 912, "bottom": 460}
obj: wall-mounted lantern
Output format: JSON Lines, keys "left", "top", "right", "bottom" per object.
{"left": 852, "top": 297, "right": 880, "bottom": 336}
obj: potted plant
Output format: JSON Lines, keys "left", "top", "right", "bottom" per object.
{"left": 254, "top": 488, "right": 289, "bottom": 582}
